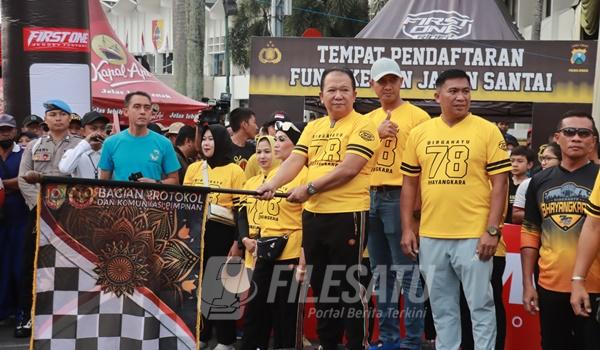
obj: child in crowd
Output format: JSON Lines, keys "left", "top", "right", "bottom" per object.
{"left": 506, "top": 146, "right": 535, "bottom": 224}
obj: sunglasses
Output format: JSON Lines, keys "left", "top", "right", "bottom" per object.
{"left": 275, "top": 120, "right": 301, "bottom": 133}
{"left": 538, "top": 156, "right": 558, "bottom": 162}
{"left": 558, "top": 127, "right": 594, "bottom": 138}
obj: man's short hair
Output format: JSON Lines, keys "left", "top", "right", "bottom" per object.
{"left": 556, "top": 110, "right": 595, "bottom": 131}
{"left": 435, "top": 69, "right": 471, "bottom": 89}
{"left": 320, "top": 68, "right": 356, "bottom": 91}
{"left": 262, "top": 119, "right": 276, "bottom": 130}
{"left": 511, "top": 145, "right": 535, "bottom": 163}
{"left": 176, "top": 125, "right": 196, "bottom": 146}
{"left": 124, "top": 91, "right": 152, "bottom": 107}
{"left": 229, "top": 107, "right": 255, "bottom": 132}
{"left": 506, "top": 137, "right": 519, "bottom": 148}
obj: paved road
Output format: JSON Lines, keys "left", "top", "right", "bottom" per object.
{"left": 0, "top": 320, "right": 28, "bottom": 350}
{"left": 0, "top": 320, "right": 437, "bottom": 350}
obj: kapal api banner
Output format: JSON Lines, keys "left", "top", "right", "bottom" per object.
{"left": 33, "top": 178, "right": 208, "bottom": 349}
{"left": 250, "top": 37, "right": 596, "bottom": 103}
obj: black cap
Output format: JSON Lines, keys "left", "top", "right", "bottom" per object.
{"left": 23, "top": 114, "right": 44, "bottom": 127}
{"left": 148, "top": 123, "right": 163, "bottom": 134}
{"left": 70, "top": 113, "right": 82, "bottom": 125}
{"left": 81, "top": 111, "right": 109, "bottom": 126}
{"left": 275, "top": 121, "right": 306, "bottom": 145}
{"left": 270, "top": 111, "right": 289, "bottom": 121}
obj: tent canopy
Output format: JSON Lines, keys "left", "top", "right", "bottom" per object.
{"left": 355, "top": 0, "right": 526, "bottom": 120}
{"left": 357, "top": 0, "right": 523, "bottom": 40}
{"left": 89, "top": 0, "right": 207, "bottom": 125}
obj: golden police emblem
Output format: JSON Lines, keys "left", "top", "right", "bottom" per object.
{"left": 258, "top": 41, "right": 282, "bottom": 64}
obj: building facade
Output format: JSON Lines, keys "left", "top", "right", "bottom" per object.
{"left": 101, "top": 0, "right": 598, "bottom": 110}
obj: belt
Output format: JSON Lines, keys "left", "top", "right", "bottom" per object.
{"left": 370, "top": 185, "right": 402, "bottom": 192}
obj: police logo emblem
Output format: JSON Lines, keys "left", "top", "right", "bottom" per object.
{"left": 45, "top": 184, "right": 67, "bottom": 210}
{"left": 359, "top": 130, "right": 375, "bottom": 142}
{"left": 68, "top": 185, "right": 95, "bottom": 209}
{"left": 258, "top": 41, "right": 282, "bottom": 64}
{"left": 570, "top": 46, "right": 588, "bottom": 65}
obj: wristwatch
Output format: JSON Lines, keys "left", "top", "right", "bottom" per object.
{"left": 306, "top": 182, "right": 318, "bottom": 196}
{"left": 486, "top": 225, "right": 501, "bottom": 237}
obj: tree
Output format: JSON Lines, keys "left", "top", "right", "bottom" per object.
{"left": 231, "top": 0, "right": 369, "bottom": 70}
{"left": 531, "top": 0, "right": 543, "bottom": 40}
{"left": 230, "top": 0, "right": 270, "bottom": 71}
{"left": 369, "top": 0, "right": 388, "bottom": 19}
{"left": 284, "top": 0, "right": 369, "bottom": 37}
{"left": 187, "top": 0, "right": 205, "bottom": 99}
{"left": 323, "top": 0, "right": 369, "bottom": 37}
{"left": 173, "top": 0, "right": 188, "bottom": 94}
{"left": 284, "top": 0, "right": 326, "bottom": 36}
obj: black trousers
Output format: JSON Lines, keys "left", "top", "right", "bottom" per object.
{"left": 17, "top": 207, "right": 37, "bottom": 316}
{"left": 302, "top": 210, "right": 369, "bottom": 350}
{"left": 241, "top": 257, "right": 300, "bottom": 350}
{"left": 200, "top": 220, "right": 237, "bottom": 345}
{"left": 460, "top": 256, "right": 506, "bottom": 350}
{"left": 538, "top": 286, "right": 600, "bottom": 350}
{"left": 360, "top": 257, "right": 376, "bottom": 344}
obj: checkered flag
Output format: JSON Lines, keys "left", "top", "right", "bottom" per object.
{"left": 33, "top": 180, "right": 207, "bottom": 350}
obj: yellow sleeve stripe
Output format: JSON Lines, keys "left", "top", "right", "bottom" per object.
{"left": 400, "top": 162, "right": 421, "bottom": 174}
{"left": 585, "top": 201, "right": 600, "bottom": 217}
{"left": 347, "top": 144, "right": 374, "bottom": 158}
{"left": 486, "top": 159, "right": 511, "bottom": 172}
{"left": 294, "top": 145, "right": 308, "bottom": 153}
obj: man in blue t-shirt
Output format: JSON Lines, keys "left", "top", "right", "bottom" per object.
{"left": 99, "top": 91, "right": 180, "bottom": 184}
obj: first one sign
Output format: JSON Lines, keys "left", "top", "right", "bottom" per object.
{"left": 23, "top": 27, "right": 89, "bottom": 52}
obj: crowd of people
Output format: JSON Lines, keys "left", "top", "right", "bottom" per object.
{"left": 0, "top": 59, "right": 599, "bottom": 350}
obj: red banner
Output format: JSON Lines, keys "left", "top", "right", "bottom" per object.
{"left": 502, "top": 224, "right": 541, "bottom": 349}
{"left": 23, "top": 27, "right": 89, "bottom": 52}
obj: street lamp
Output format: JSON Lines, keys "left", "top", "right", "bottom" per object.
{"left": 223, "top": 0, "right": 237, "bottom": 95}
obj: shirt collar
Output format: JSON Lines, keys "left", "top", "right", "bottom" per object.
{"left": 12, "top": 143, "right": 21, "bottom": 153}
{"left": 45, "top": 134, "right": 72, "bottom": 142}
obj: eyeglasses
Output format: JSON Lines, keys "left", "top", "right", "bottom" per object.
{"left": 538, "top": 156, "right": 558, "bottom": 162}
{"left": 275, "top": 120, "right": 301, "bottom": 133}
{"left": 558, "top": 127, "right": 594, "bottom": 138}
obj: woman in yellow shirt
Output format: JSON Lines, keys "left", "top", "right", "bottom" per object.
{"left": 183, "top": 124, "right": 245, "bottom": 350}
{"left": 241, "top": 121, "right": 307, "bottom": 350}
{"left": 238, "top": 135, "right": 277, "bottom": 269}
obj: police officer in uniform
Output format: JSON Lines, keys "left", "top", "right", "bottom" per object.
{"left": 16, "top": 99, "right": 81, "bottom": 337}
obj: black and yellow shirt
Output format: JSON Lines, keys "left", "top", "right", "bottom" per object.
{"left": 400, "top": 114, "right": 511, "bottom": 239}
{"left": 183, "top": 161, "right": 245, "bottom": 209}
{"left": 586, "top": 171, "right": 600, "bottom": 218}
{"left": 522, "top": 162, "right": 600, "bottom": 293}
{"left": 258, "top": 166, "right": 308, "bottom": 260}
{"left": 292, "top": 111, "right": 380, "bottom": 213}
{"left": 239, "top": 173, "right": 267, "bottom": 267}
{"left": 368, "top": 103, "right": 430, "bottom": 187}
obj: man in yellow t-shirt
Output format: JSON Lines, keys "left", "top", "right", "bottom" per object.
{"left": 571, "top": 170, "right": 600, "bottom": 320}
{"left": 258, "top": 68, "right": 379, "bottom": 350}
{"left": 366, "top": 58, "right": 429, "bottom": 350}
{"left": 399, "top": 69, "right": 510, "bottom": 350}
